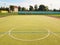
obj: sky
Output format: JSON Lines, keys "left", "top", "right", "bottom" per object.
{"left": 0, "top": 0, "right": 60, "bottom": 9}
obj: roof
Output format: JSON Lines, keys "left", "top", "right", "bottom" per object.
{"left": 14, "top": 6, "right": 18, "bottom": 8}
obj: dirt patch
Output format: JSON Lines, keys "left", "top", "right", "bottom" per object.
{"left": 47, "top": 15, "right": 60, "bottom": 19}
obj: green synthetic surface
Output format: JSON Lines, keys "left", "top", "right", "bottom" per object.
{"left": 0, "top": 15, "right": 60, "bottom": 45}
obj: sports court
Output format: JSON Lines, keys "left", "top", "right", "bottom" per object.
{"left": 0, "top": 15, "right": 60, "bottom": 45}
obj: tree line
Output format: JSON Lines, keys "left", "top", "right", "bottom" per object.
{"left": 18, "top": 4, "right": 60, "bottom": 11}
{"left": 0, "top": 4, "right": 60, "bottom": 12}
{"left": 18, "top": 4, "right": 49, "bottom": 11}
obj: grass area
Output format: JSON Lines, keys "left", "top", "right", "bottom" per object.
{"left": 0, "top": 15, "right": 60, "bottom": 45}
{"left": 0, "top": 13, "right": 18, "bottom": 17}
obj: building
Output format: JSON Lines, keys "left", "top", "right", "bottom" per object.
{"left": 14, "top": 6, "right": 18, "bottom": 12}
{"left": 0, "top": 5, "right": 18, "bottom": 13}
{"left": 10, "top": 5, "right": 18, "bottom": 12}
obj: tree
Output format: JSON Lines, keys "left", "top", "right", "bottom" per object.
{"left": 59, "top": 8, "right": 60, "bottom": 11}
{"left": 38, "top": 5, "right": 48, "bottom": 11}
{"left": 29, "top": 5, "right": 34, "bottom": 11}
{"left": 6, "top": 7, "right": 10, "bottom": 12}
{"left": 10, "top": 5, "right": 14, "bottom": 11}
{"left": 53, "top": 9, "right": 57, "bottom": 11}
{"left": 45, "top": 6, "right": 49, "bottom": 11}
{"left": 22, "top": 7, "right": 26, "bottom": 11}
{"left": 34, "top": 4, "right": 38, "bottom": 11}
{"left": 18, "top": 6, "right": 21, "bottom": 11}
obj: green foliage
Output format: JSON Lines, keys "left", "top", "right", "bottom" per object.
{"left": 38, "top": 5, "right": 48, "bottom": 11}
{"left": 10, "top": 5, "right": 14, "bottom": 11}
{"left": 34, "top": 5, "right": 38, "bottom": 11}
{"left": 29, "top": 5, "right": 34, "bottom": 11}
{"left": 18, "top": 6, "right": 21, "bottom": 11}
{"left": 22, "top": 7, "right": 26, "bottom": 11}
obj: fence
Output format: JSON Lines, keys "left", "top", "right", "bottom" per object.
{"left": 18, "top": 11, "right": 60, "bottom": 15}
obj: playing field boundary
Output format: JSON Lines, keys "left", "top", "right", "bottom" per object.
{"left": 0, "top": 15, "right": 60, "bottom": 42}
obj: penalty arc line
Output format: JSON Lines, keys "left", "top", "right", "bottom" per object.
{"left": 8, "top": 28, "right": 50, "bottom": 41}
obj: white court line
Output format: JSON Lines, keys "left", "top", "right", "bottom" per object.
{"left": 8, "top": 28, "right": 50, "bottom": 41}
{"left": 0, "top": 28, "right": 14, "bottom": 38}
{"left": 45, "top": 28, "right": 60, "bottom": 38}
{"left": 0, "top": 32, "right": 7, "bottom": 38}
{"left": 50, "top": 31, "right": 60, "bottom": 38}
{"left": 0, "top": 17, "right": 15, "bottom": 38}
{"left": 39, "top": 16, "right": 60, "bottom": 39}
{"left": 44, "top": 17, "right": 60, "bottom": 38}
{"left": 44, "top": 28, "right": 60, "bottom": 39}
